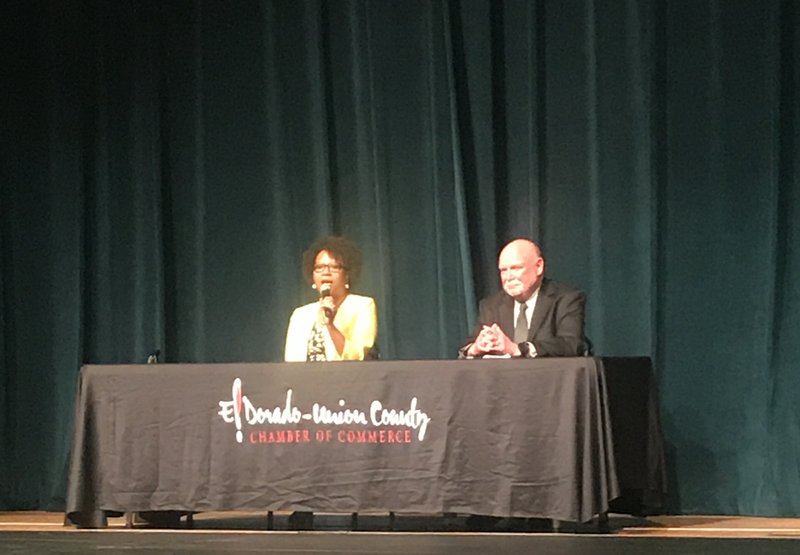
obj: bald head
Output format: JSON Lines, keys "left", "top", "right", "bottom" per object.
{"left": 500, "top": 239, "right": 541, "bottom": 261}
{"left": 497, "top": 239, "right": 544, "bottom": 301}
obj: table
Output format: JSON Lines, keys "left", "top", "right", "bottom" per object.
{"left": 65, "top": 358, "right": 665, "bottom": 528}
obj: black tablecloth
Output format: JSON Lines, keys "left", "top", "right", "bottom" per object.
{"left": 65, "top": 358, "right": 665, "bottom": 528}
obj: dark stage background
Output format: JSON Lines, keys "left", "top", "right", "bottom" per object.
{"left": 1, "top": 0, "right": 798, "bottom": 517}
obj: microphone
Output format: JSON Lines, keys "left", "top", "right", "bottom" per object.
{"left": 319, "top": 284, "right": 333, "bottom": 319}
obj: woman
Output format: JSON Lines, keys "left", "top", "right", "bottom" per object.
{"left": 283, "top": 236, "right": 377, "bottom": 530}
{"left": 284, "top": 236, "right": 377, "bottom": 362}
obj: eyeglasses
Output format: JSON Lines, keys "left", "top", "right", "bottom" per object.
{"left": 313, "top": 263, "right": 345, "bottom": 274}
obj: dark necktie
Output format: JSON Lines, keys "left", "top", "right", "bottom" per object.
{"left": 514, "top": 302, "right": 528, "bottom": 343}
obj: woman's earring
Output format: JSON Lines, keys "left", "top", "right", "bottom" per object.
{"left": 312, "top": 284, "right": 317, "bottom": 290}
{"left": 345, "top": 283, "right": 350, "bottom": 289}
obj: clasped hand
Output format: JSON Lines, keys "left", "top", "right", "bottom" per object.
{"left": 468, "top": 324, "right": 519, "bottom": 357}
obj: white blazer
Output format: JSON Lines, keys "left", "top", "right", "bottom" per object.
{"left": 284, "top": 294, "right": 377, "bottom": 361}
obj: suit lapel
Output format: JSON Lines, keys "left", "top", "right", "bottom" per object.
{"left": 527, "top": 279, "right": 553, "bottom": 339}
{"left": 497, "top": 294, "right": 515, "bottom": 338}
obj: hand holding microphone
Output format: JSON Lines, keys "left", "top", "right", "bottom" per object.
{"left": 318, "top": 283, "right": 335, "bottom": 324}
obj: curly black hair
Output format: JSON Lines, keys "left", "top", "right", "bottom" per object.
{"left": 302, "top": 236, "right": 363, "bottom": 285}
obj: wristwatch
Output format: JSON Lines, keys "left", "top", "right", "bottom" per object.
{"left": 518, "top": 341, "right": 532, "bottom": 358}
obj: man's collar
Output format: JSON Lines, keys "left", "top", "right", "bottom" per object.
{"left": 516, "top": 283, "right": 542, "bottom": 305}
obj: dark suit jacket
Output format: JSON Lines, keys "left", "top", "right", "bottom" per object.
{"left": 466, "top": 278, "right": 588, "bottom": 357}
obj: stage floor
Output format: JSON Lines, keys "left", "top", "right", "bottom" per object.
{"left": 2, "top": 512, "right": 800, "bottom": 555}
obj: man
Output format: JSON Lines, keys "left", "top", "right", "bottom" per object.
{"left": 460, "top": 239, "right": 588, "bottom": 532}
{"left": 462, "top": 238, "right": 588, "bottom": 358}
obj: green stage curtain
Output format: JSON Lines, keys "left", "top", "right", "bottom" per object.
{"left": 1, "top": 0, "right": 798, "bottom": 516}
